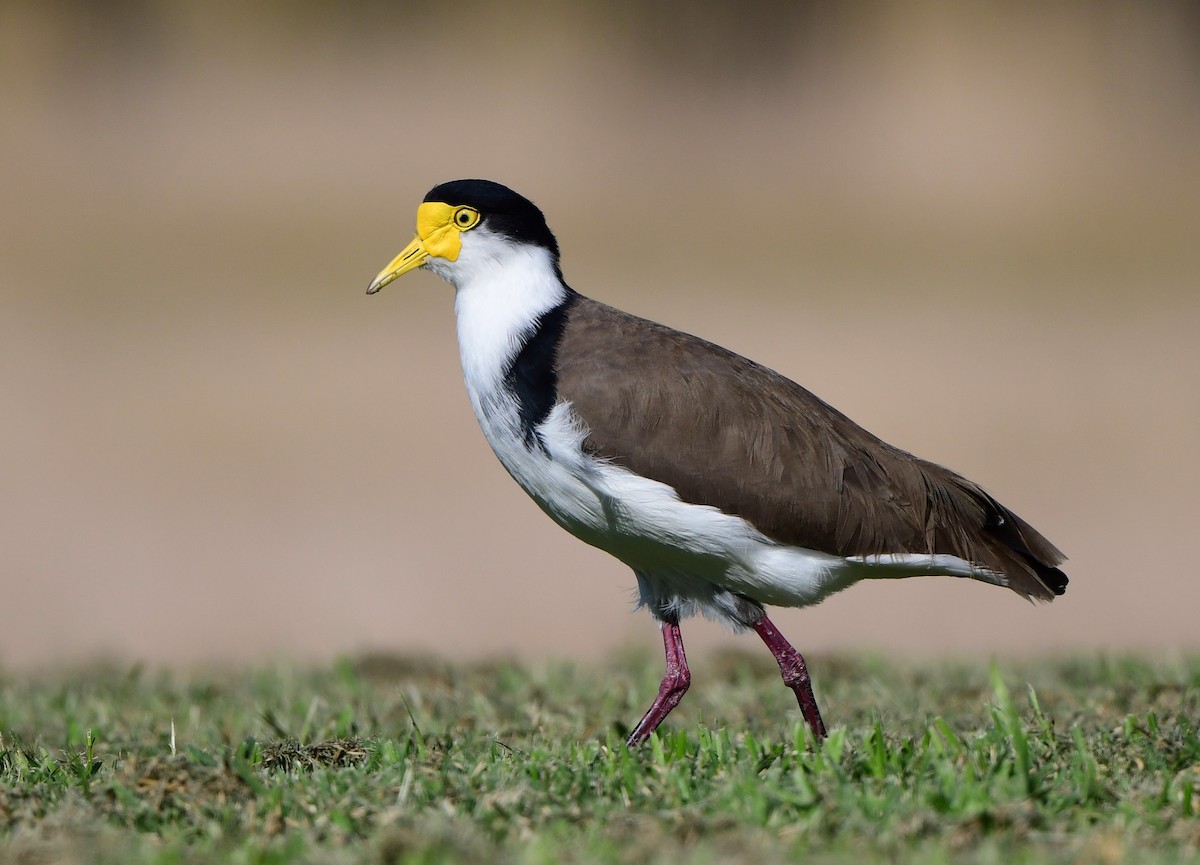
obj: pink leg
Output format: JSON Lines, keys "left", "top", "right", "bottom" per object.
{"left": 752, "top": 615, "right": 827, "bottom": 740}
{"left": 626, "top": 620, "right": 691, "bottom": 747}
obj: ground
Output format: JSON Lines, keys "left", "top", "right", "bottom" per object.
{"left": 1, "top": 653, "right": 1198, "bottom": 864}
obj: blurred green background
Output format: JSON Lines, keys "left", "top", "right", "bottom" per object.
{"left": 2, "top": 0, "right": 1198, "bottom": 669}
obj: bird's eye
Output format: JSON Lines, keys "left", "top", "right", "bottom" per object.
{"left": 453, "top": 206, "right": 481, "bottom": 230}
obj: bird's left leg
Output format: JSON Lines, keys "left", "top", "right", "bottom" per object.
{"left": 625, "top": 616, "right": 691, "bottom": 747}
{"left": 752, "top": 615, "right": 827, "bottom": 740}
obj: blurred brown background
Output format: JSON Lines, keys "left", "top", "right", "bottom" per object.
{"left": 2, "top": 1, "right": 1198, "bottom": 670}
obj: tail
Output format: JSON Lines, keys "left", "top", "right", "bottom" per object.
{"left": 960, "top": 482, "right": 1065, "bottom": 597}
{"left": 923, "top": 467, "right": 1069, "bottom": 602}
{"left": 979, "top": 493, "right": 1069, "bottom": 601}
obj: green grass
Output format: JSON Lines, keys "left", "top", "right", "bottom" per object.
{"left": 1, "top": 653, "right": 1198, "bottom": 864}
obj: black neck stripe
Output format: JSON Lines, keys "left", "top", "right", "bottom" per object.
{"left": 503, "top": 291, "right": 578, "bottom": 448}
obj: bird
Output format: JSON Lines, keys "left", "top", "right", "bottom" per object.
{"left": 367, "top": 179, "right": 1068, "bottom": 746}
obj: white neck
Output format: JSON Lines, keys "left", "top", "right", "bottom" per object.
{"left": 429, "top": 235, "right": 567, "bottom": 415}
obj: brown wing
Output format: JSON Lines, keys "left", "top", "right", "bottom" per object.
{"left": 554, "top": 297, "right": 1067, "bottom": 600}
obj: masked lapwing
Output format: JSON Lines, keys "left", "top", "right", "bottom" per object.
{"left": 367, "top": 179, "right": 1068, "bottom": 746}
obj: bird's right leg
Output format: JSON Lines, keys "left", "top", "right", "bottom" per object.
{"left": 625, "top": 616, "right": 691, "bottom": 747}
{"left": 752, "top": 614, "right": 827, "bottom": 740}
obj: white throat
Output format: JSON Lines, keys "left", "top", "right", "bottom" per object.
{"left": 427, "top": 233, "right": 568, "bottom": 417}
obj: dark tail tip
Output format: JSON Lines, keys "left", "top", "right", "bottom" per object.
{"left": 1044, "top": 565, "right": 1069, "bottom": 596}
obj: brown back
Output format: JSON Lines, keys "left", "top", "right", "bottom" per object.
{"left": 554, "top": 297, "right": 1067, "bottom": 600}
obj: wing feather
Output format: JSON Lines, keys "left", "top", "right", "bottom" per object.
{"left": 554, "top": 297, "right": 1067, "bottom": 600}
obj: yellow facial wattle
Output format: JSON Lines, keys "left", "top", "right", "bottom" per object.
{"left": 366, "top": 202, "right": 482, "bottom": 294}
